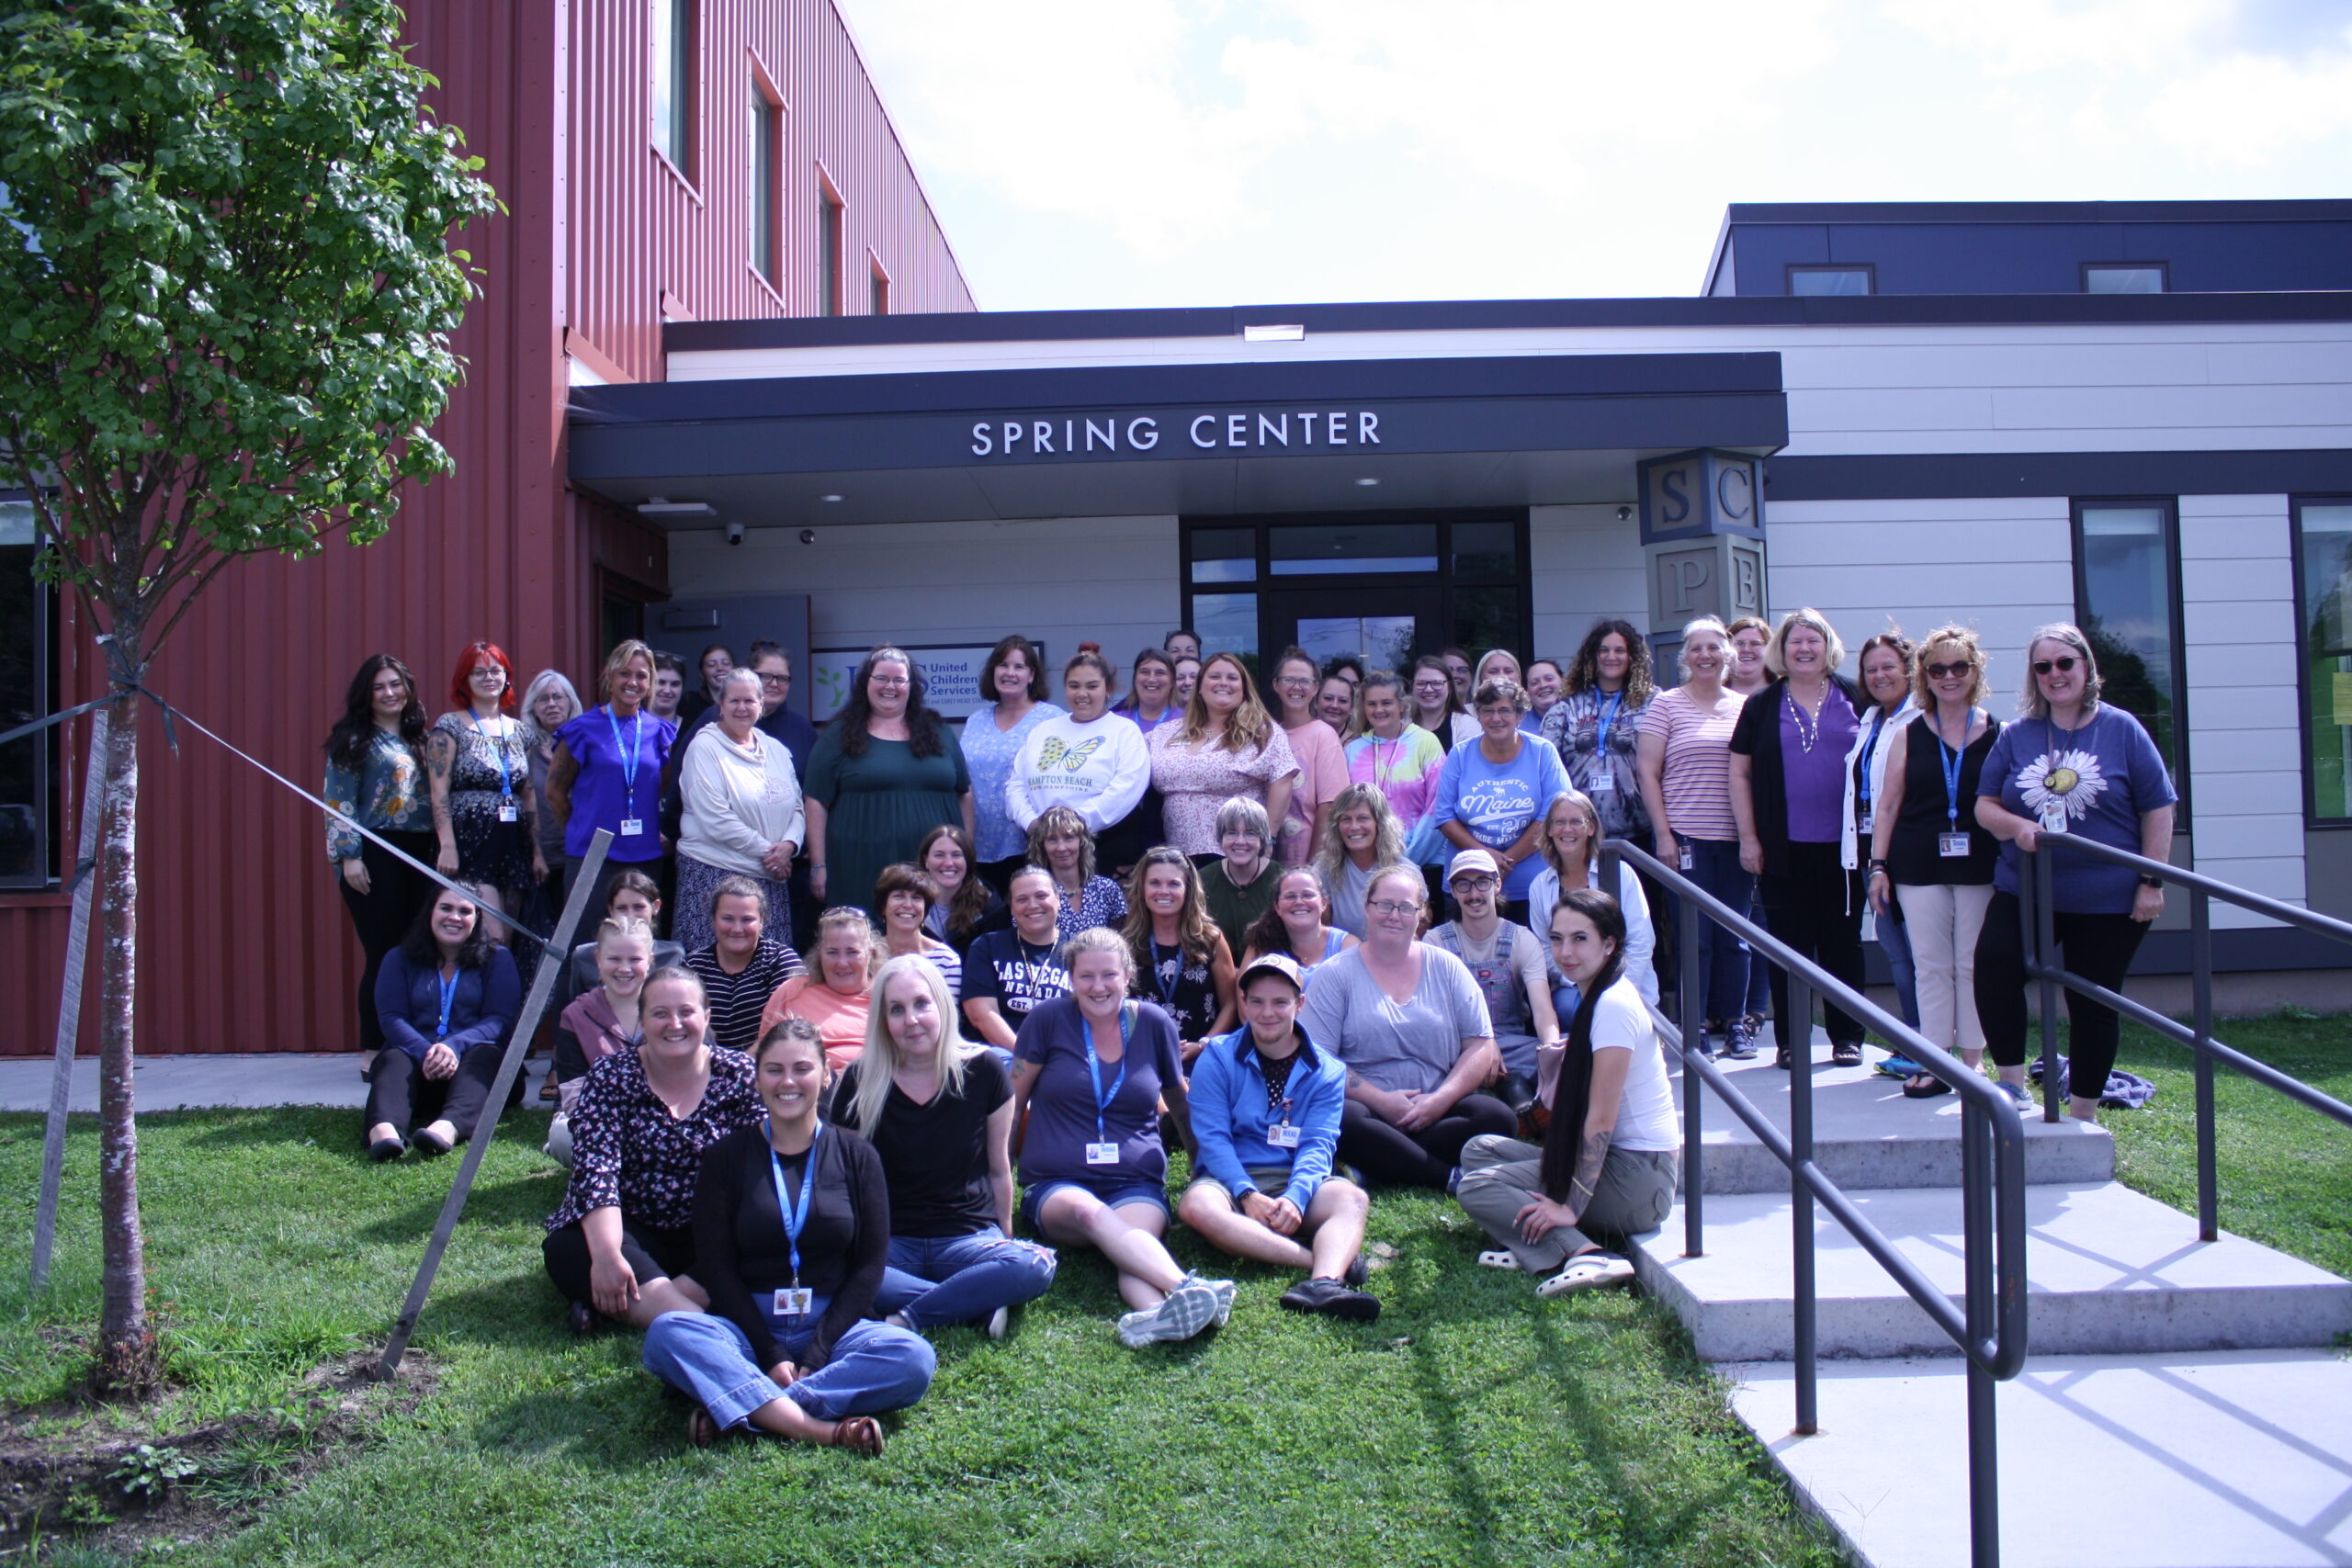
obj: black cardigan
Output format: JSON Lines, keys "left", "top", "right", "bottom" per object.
{"left": 1726, "top": 675, "right": 1862, "bottom": 880}
{"left": 691, "top": 1122, "right": 890, "bottom": 1371}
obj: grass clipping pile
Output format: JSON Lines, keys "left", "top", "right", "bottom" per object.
{"left": 0, "top": 1349, "right": 435, "bottom": 1553}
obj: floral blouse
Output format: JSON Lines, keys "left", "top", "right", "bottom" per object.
{"left": 1055, "top": 874, "right": 1128, "bottom": 944}
{"left": 545, "top": 1044, "right": 764, "bottom": 1234}
{"left": 323, "top": 728, "right": 430, "bottom": 864}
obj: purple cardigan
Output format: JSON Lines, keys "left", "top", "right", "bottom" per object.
{"left": 375, "top": 945, "right": 521, "bottom": 1062}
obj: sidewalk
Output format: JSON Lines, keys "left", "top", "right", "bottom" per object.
{"left": 0, "top": 1054, "right": 549, "bottom": 1112}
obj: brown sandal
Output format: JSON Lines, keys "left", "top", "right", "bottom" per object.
{"left": 686, "top": 1405, "right": 723, "bottom": 1448}
{"left": 827, "top": 1416, "right": 885, "bottom": 1456}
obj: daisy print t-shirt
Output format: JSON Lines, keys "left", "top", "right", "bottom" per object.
{"left": 1979, "top": 705, "right": 2175, "bottom": 915}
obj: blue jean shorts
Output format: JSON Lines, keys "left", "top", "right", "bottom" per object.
{"left": 1020, "top": 1177, "right": 1170, "bottom": 1235}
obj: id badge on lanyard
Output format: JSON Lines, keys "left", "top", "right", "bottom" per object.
{"left": 1939, "top": 831, "right": 1972, "bottom": 858}
{"left": 1084, "top": 1007, "right": 1131, "bottom": 1166}
{"left": 772, "top": 1287, "right": 814, "bottom": 1316}
{"left": 1267, "top": 1121, "right": 1301, "bottom": 1149}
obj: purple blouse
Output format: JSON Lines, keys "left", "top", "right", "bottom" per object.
{"left": 1781, "top": 686, "right": 1860, "bottom": 843}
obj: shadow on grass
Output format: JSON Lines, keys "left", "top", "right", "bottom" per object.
{"left": 348, "top": 1171, "right": 564, "bottom": 1247}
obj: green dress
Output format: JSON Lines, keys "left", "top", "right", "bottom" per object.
{"left": 1203, "top": 858, "right": 1281, "bottom": 962}
{"left": 803, "top": 728, "right": 971, "bottom": 918}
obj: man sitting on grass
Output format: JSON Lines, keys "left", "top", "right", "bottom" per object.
{"left": 1176, "top": 953, "right": 1380, "bottom": 1321}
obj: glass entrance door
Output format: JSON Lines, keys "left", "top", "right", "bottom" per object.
{"left": 1265, "top": 585, "right": 1442, "bottom": 677}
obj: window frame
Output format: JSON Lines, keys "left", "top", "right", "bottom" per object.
{"left": 0, "top": 491, "right": 56, "bottom": 890}
{"left": 815, "top": 167, "right": 844, "bottom": 318}
{"left": 650, "top": 0, "right": 698, "bottom": 186}
{"left": 2080, "top": 261, "right": 2169, "bottom": 295}
{"left": 868, "top": 251, "right": 890, "bottom": 316}
{"left": 746, "top": 60, "right": 784, "bottom": 292}
{"left": 1784, "top": 263, "right": 1875, "bottom": 298}
{"left": 2290, "top": 492, "right": 2352, "bottom": 828}
{"left": 2069, "top": 495, "right": 2190, "bottom": 824}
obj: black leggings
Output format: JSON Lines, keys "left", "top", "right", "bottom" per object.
{"left": 336, "top": 829, "right": 437, "bottom": 1055}
{"left": 362, "top": 1043, "right": 503, "bottom": 1142}
{"left": 542, "top": 1219, "right": 696, "bottom": 1306}
{"left": 1973, "top": 891, "right": 2148, "bottom": 1098}
{"left": 1758, "top": 841, "right": 1867, "bottom": 1051}
{"left": 1338, "top": 1094, "right": 1518, "bottom": 1189}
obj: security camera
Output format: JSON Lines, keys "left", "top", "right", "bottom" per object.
{"left": 725, "top": 522, "right": 744, "bottom": 547}
{"left": 1616, "top": 504, "right": 1634, "bottom": 522}
{"left": 798, "top": 528, "right": 817, "bottom": 546}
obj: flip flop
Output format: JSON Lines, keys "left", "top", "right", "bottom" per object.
{"left": 1902, "top": 1073, "right": 1953, "bottom": 1099}
{"left": 828, "top": 1416, "right": 886, "bottom": 1457}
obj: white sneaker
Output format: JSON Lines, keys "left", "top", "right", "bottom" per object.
{"left": 986, "top": 1305, "right": 1010, "bottom": 1340}
{"left": 1117, "top": 1279, "right": 1222, "bottom": 1347}
{"left": 1536, "top": 1252, "right": 1636, "bottom": 1298}
{"left": 1185, "top": 1271, "right": 1238, "bottom": 1326}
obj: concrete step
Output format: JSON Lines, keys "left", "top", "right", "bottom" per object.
{"left": 1632, "top": 1182, "right": 2352, "bottom": 1360}
{"left": 1724, "top": 1349, "right": 2352, "bottom": 1568}
{"left": 1677, "top": 1041, "right": 2115, "bottom": 1193}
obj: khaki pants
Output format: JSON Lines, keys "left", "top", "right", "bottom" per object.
{"left": 1454, "top": 1134, "right": 1679, "bottom": 1274}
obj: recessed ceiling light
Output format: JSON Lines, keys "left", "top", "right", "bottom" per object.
{"left": 819, "top": 493, "right": 844, "bottom": 502}
{"left": 636, "top": 499, "right": 717, "bottom": 519}
{"left": 1243, "top": 323, "right": 1305, "bottom": 342}
{"left": 1354, "top": 477, "right": 1380, "bottom": 487}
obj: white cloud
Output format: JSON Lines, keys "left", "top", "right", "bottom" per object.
{"left": 1878, "top": 0, "right": 2232, "bottom": 75}
{"left": 2143, "top": 49, "right": 2352, "bottom": 162}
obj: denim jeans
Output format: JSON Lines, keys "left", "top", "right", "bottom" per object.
{"left": 1679, "top": 838, "right": 1756, "bottom": 1026}
{"left": 1742, "top": 899, "right": 1773, "bottom": 1018}
{"left": 642, "top": 1303, "right": 935, "bottom": 1429}
{"left": 1875, "top": 899, "right": 1922, "bottom": 1032}
{"left": 870, "top": 1226, "right": 1057, "bottom": 1331}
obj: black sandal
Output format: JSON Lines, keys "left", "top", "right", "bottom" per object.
{"left": 827, "top": 1416, "right": 885, "bottom": 1457}
{"left": 1902, "top": 1073, "right": 1953, "bottom": 1099}
{"left": 686, "top": 1406, "right": 723, "bottom": 1448}
{"left": 1831, "top": 1042, "right": 1863, "bottom": 1067}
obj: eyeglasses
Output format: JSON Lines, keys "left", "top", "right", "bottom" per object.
{"left": 871, "top": 677, "right": 910, "bottom": 690}
{"left": 2030, "top": 656, "right": 2080, "bottom": 676}
{"left": 1273, "top": 675, "right": 1314, "bottom": 689}
{"left": 1449, "top": 876, "right": 1499, "bottom": 894}
{"left": 1367, "top": 899, "right": 1420, "bottom": 917}
{"left": 1925, "top": 660, "right": 1973, "bottom": 679}
{"left": 758, "top": 672, "right": 791, "bottom": 688}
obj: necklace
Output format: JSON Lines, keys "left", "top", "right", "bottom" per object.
{"left": 1785, "top": 684, "right": 1825, "bottom": 753}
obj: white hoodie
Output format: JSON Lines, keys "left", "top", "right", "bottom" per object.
{"left": 1008, "top": 711, "right": 1152, "bottom": 833}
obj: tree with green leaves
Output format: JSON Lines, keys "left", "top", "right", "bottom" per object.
{"left": 0, "top": 0, "right": 496, "bottom": 1393}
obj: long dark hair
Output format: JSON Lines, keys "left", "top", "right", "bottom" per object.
{"left": 399, "top": 886, "right": 496, "bottom": 971}
{"left": 838, "top": 646, "right": 945, "bottom": 760}
{"left": 1538, "top": 888, "right": 1629, "bottom": 1203}
{"left": 917, "top": 822, "right": 994, "bottom": 943}
{"left": 326, "top": 654, "right": 427, "bottom": 772}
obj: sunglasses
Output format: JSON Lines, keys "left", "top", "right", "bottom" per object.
{"left": 2030, "top": 656, "right": 2081, "bottom": 676}
{"left": 1925, "top": 660, "right": 1974, "bottom": 679}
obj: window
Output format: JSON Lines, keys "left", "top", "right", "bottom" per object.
{"left": 748, "top": 78, "right": 780, "bottom": 285}
{"left": 650, "top": 0, "right": 694, "bottom": 175}
{"left": 1787, "top": 265, "right": 1873, "bottom": 297}
{"left": 2084, "top": 264, "right": 2166, "bottom": 295}
{"left": 0, "top": 497, "right": 55, "bottom": 887}
{"left": 869, "top": 257, "right": 890, "bottom": 317}
{"left": 2295, "top": 499, "right": 2352, "bottom": 823}
{"left": 2073, "top": 501, "right": 2188, "bottom": 810}
{"left": 817, "top": 180, "right": 842, "bottom": 317}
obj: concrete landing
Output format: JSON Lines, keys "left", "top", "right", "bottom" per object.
{"left": 0, "top": 1053, "right": 553, "bottom": 1112}
{"left": 1726, "top": 1349, "right": 2352, "bottom": 1568}
{"left": 1689, "top": 1049, "right": 2115, "bottom": 1193}
{"left": 1635, "top": 1183, "right": 2352, "bottom": 1360}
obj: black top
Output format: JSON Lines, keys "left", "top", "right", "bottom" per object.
{"left": 1131, "top": 936, "right": 1224, "bottom": 1041}
{"left": 1727, "top": 674, "right": 1862, "bottom": 879}
{"left": 831, "top": 1051, "right": 1011, "bottom": 1238}
{"left": 963, "top": 928, "right": 1071, "bottom": 1021}
{"left": 692, "top": 1122, "right": 890, "bottom": 1371}
{"left": 1889, "top": 716, "right": 2001, "bottom": 886}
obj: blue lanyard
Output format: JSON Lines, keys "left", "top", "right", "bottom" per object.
{"left": 1593, "top": 691, "right": 1624, "bottom": 758}
{"left": 1857, "top": 710, "right": 1889, "bottom": 807}
{"left": 765, "top": 1121, "right": 824, "bottom": 1287}
{"left": 605, "top": 706, "right": 644, "bottom": 814}
{"left": 1083, "top": 1006, "right": 1133, "bottom": 1146}
{"left": 435, "top": 970, "right": 458, "bottom": 1040}
{"left": 1936, "top": 710, "right": 1976, "bottom": 828}
{"left": 467, "top": 712, "right": 514, "bottom": 799}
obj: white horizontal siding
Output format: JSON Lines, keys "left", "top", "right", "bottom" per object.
{"left": 1530, "top": 503, "right": 1645, "bottom": 663}
{"left": 2179, "top": 494, "right": 2305, "bottom": 927}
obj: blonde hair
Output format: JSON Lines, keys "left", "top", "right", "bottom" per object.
{"left": 1912, "top": 624, "right": 1992, "bottom": 710}
{"left": 598, "top": 638, "right": 657, "bottom": 703}
{"left": 1765, "top": 608, "right": 1847, "bottom": 679}
{"left": 812, "top": 907, "right": 881, "bottom": 990}
{"left": 594, "top": 914, "right": 654, "bottom": 953}
{"left": 2018, "top": 623, "right": 2103, "bottom": 718}
{"left": 1062, "top": 923, "right": 1135, "bottom": 978}
{"left": 1535, "top": 789, "right": 1602, "bottom": 882}
{"left": 1312, "top": 783, "right": 1407, "bottom": 893}
{"left": 848, "top": 955, "right": 977, "bottom": 1136}
{"left": 1175, "top": 651, "right": 1275, "bottom": 754}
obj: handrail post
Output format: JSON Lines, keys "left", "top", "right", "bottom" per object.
{"left": 2191, "top": 886, "right": 2218, "bottom": 1243}
{"left": 1788, "top": 967, "right": 1817, "bottom": 1437}
{"left": 1679, "top": 884, "right": 1706, "bottom": 1258}
{"left": 2031, "top": 847, "right": 2062, "bottom": 1124}
{"left": 1962, "top": 1097, "right": 2001, "bottom": 1567}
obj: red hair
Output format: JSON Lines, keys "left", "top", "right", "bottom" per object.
{"left": 448, "top": 641, "right": 517, "bottom": 712}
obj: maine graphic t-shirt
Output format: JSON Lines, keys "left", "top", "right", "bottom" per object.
{"left": 1980, "top": 705, "right": 2175, "bottom": 915}
{"left": 1428, "top": 735, "right": 1570, "bottom": 900}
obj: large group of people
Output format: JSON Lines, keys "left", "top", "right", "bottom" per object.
{"left": 323, "top": 610, "right": 2174, "bottom": 1449}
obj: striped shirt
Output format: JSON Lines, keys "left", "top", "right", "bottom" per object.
{"left": 684, "top": 938, "right": 807, "bottom": 1054}
{"left": 1641, "top": 687, "right": 1744, "bottom": 842}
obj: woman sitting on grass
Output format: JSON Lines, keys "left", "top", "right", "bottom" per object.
{"left": 642, "top": 1018, "right": 934, "bottom": 1455}
{"left": 1453, "top": 889, "right": 1680, "bottom": 1297}
{"left": 542, "top": 967, "right": 763, "bottom": 1336}
{"left": 836, "top": 955, "right": 1057, "bottom": 1338}
{"left": 363, "top": 886, "right": 521, "bottom": 1160}
{"left": 546, "top": 914, "right": 654, "bottom": 1168}
{"left": 759, "top": 907, "right": 879, "bottom": 1072}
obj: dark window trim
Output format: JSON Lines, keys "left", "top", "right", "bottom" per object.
{"left": 2081, "top": 261, "right": 2169, "bottom": 294}
{"left": 2070, "top": 495, "right": 2189, "bottom": 825}
{"left": 0, "top": 489, "right": 56, "bottom": 889}
{"left": 650, "top": 0, "right": 699, "bottom": 189}
{"left": 2290, "top": 492, "right": 2352, "bottom": 828}
{"left": 747, "top": 58, "right": 784, "bottom": 291}
{"left": 1784, "top": 263, "right": 1876, "bottom": 297}
{"left": 868, "top": 250, "right": 891, "bottom": 317}
{"left": 815, "top": 165, "right": 845, "bottom": 319}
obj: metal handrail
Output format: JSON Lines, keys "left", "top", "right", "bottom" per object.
{"left": 1603, "top": 840, "right": 2029, "bottom": 1568}
{"left": 2019, "top": 835, "right": 2352, "bottom": 1241}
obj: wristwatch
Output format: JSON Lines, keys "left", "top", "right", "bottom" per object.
{"left": 2137, "top": 874, "right": 2164, "bottom": 889}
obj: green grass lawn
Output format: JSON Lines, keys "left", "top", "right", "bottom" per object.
{"left": 0, "top": 1108, "right": 1837, "bottom": 1568}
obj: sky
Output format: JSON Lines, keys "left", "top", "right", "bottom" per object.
{"left": 834, "top": 0, "right": 2352, "bottom": 311}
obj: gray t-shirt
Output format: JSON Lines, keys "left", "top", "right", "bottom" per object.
{"left": 1299, "top": 944, "right": 1494, "bottom": 1096}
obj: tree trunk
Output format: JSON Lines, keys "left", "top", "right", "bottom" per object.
{"left": 93, "top": 644, "right": 156, "bottom": 1395}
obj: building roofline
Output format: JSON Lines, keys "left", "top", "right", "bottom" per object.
{"left": 1718, "top": 198, "right": 2352, "bottom": 225}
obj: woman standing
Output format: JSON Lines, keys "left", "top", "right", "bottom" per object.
{"left": 1430, "top": 678, "right": 1569, "bottom": 921}
{"left": 963, "top": 636, "right": 1067, "bottom": 889}
{"left": 1635, "top": 617, "right": 1756, "bottom": 1057}
{"left": 1312, "top": 784, "right": 1408, "bottom": 940}
{"left": 1472, "top": 649, "right": 1526, "bottom": 725}
{"left": 1200, "top": 796, "right": 1281, "bottom": 961}
{"left": 1411, "top": 655, "right": 1476, "bottom": 752}
{"left": 674, "top": 669, "right": 804, "bottom": 954}
{"left": 641, "top": 1018, "right": 933, "bottom": 1453}
{"left": 1316, "top": 673, "right": 1361, "bottom": 739}
{"left": 842, "top": 956, "right": 1058, "bottom": 1339}
{"left": 1524, "top": 659, "right": 1566, "bottom": 735}
{"left": 1268, "top": 648, "right": 1349, "bottom": 866}
{"left": 1010, "top": 648, "right": 1150, "bottom": 866}
{"left": 520, "top": 669, "right": 583, "bottom": 910}
{"left": 874, "top": 863, "right": 965, "bottom": 1000}
{"left": 1239, "top": 866, "right": 1359, "bottom": 986}
{"left": 1110, "top": 648, "right": 1181, "bottom": 735}
{"left": 1725, "top": 617, "right": 1771, "bottom": 700}
{"left": 803, "top": 647, "right": 975, "bottom": 921}
{"left": 917, "top": 824, "right": 1006, "bottom": 956}
{"left": 548, "top": 639, "right": 674, "bottom": 918}
{"left": 427, "top": 641, "right": 545, "bottom": 924}
{"left": 1122, "top": 847, "right": 1238, "bottom": 1063}
{"left": 543, "top": 967, "right": 762, "bottom": 1334}
{"left": 1146, "top": 652, "right": 1298, "bottom": 859}
{"left": 363, "top": 887, "right": 522, "bottom": 1159}
{"left": 325, "top": 654, "right": 435, "bottom": 1056}
{"left": 1973, "top": 625, "right": 2176, "bottom": 1120}
{"left": 1848, "top": 631, "right": 1922, "bottom": 1036}
{"left": 1869, "top": 626, "right": 2000, "bottom": 1098}
{"left": 1454, "top": 890, "right": 1678, "bottom": 1295}
{"left": 1543, "top": 620, "right": 1656, "bottom": 853}
{"left": 1346, "top": 671, "right": 1448, "bottom": 846}
{"left": 1729, "top": 610, "right": 1868, "bottom": 1069}
{"left": 1011, "top": 929, "right": 1233, "bottom": 1348}
{"left": 679, "top": 642, "right": 733, "bottom": 728}
{"left": 760, "top": 906, "right": 881, "bottom": 1072}
{"left": 1526, "top": 790, "right": 1657, "bottom": 1006}
{"left": 1026, "top": 805, "right": 1126, "bottom": 944}
{"left": 685, "top": 879, "right": 808, "bottom": 1054}
{"left": 1171, "top": 655, "right": 1202, "bottom": 714}
{"left": 650, "top": 653, "right": 686, "bottom": 725}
